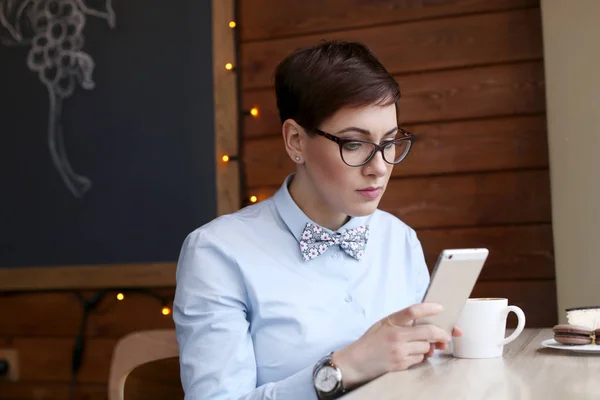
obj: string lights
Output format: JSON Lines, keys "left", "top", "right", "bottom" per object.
{"left": 223, "top": 13, "right": 263, "bottom": 207}
{"left": 244, "top": 106, "right": 259, "bottom": 118}
{"left": 243, "top": 103, "right": 260, "bottom": 203}
{"left": 110, "top": 289, "right": 172, "bottom": 316}
{"left": 221, "top": 154, "right": 239, "bottom": 163}
{"left": 242, "top": 102, "right": 260, "bottom": 204}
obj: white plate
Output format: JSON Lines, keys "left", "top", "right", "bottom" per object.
{"left": 541, "top": 339, "right": 600, "bottom": 354}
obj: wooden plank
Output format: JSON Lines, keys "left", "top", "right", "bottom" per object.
{"left": 240, "top": 0, "right": 539, "bottom": 42}
{"left": 380, "top": 169, "right": 551, "bottom": 228}
{"left": 11, "top": 337, "right": 117, "bottom": 383}
{"left": 0, "top": 289, "right": 175, "bottom": 337}
{"left": 0, "top": 382, "right": 107, "bottom": 400}
{"left": 249, "top": 169, "right": 552, "bottom": 229}
{"left": 472, "top": 280, "right": 557, "bottom": 327}
{"left": 244, "top": 115, "right": 549, "bottom": 187}
{"left": 397, "top": 61, "right": 545, "bottom": 125}
{"left": 396, "top": 116, "right": 548, "bottom": 176}
{"left": 213, "top": 0, "right": 241, "bottom": 216}
{"left": 0, "top": 293, "right": 80, "bottom": 337}
{"left": 418, "top": 224, "right": 555, "bottom": 281}
{"left": 0, "top": 263, "right": 176, "bottom": 292}
{"left": 242, "top": 61, "right": 546, "bottom": 138}
{"left": 241, "top": 8, "right": 542, "bottom": 89}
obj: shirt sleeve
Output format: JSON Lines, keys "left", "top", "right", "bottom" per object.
{"left": 408, "top": 228, "right": 431, "bottom": 304}
{"left": 173, "top": 228, "right": 319, "bottom": 400}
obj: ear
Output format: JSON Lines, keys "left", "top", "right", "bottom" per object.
{"left": 282, "top": 119, "right": 306, "bottom": 164}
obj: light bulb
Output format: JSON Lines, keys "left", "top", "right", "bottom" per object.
{"left": 116, "top": 293, "right": 124, "bottom": 301}
{"left": 250, "top": 196, "right": 258, "bottom": 203}
{"left": 225, "top": 62, "right": 234, "bottom": 70}
{"left": 222, "top": 155, "right": 230, "bottom": 162}
{"left": 229, "top": 21, "right": 236, "bottom": 28}
{"left": 250, "top": 107, "right": 259, "bottom": 117}
{"left": 162, "top": 306, "right": 171, "bottom": 316}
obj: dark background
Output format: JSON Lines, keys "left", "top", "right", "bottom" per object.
{"left": 0, "top": 0, "right": 216, "bottom": 267}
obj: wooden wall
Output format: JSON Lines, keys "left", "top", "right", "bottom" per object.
{"left": 239, "top": 0, "right": 556, "bottom": 327}
{"left": 0, "top": 289, "right": 175, "bottom": 399}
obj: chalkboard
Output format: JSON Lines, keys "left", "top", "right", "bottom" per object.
{"left": 0, "top": 0, "right": 217, "bottom": 268}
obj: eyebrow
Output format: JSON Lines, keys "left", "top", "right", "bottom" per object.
{"left": 335, "top": 126, "right": 398, "bottom": 137}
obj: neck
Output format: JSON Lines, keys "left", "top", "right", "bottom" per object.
{"left": 288, "top": 172, "right": 349, "bottom": 231}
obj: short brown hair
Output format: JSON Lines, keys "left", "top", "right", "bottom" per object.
{"left": 274, "top": 40, "right": 400, "bottom": 132}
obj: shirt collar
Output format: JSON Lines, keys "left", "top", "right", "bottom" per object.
{"left": 273, "top": 174, "right": 371, "bottom": 243}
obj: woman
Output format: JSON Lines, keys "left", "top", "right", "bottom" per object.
{"left": 173, "top": 40, "right": 461, "bottom": 399}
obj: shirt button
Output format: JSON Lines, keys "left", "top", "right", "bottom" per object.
{"left": 344, "top": 295, "right": 353, "bottom": 303}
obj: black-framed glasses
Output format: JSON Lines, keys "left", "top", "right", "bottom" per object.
{"left": 313, "top": 127, "right": 414, "bottom": 167}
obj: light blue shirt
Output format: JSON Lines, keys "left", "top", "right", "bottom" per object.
{"left": 173, "top": 174, "right": 430, "bottom": 399}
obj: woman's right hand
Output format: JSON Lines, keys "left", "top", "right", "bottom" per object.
{"left": 331, "top": 303, "right": 451, "bottom": 389}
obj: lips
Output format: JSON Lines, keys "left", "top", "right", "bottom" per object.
{"left": 356, "top": 187, "right": 382, "bottom": 199}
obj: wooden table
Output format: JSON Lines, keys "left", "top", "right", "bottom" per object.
{"left": 343, "top": 328, "right": 600, "bottom": 400}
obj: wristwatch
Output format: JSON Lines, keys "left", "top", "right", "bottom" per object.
{"left": 312, "top": 352, "right": 346, "bottom": 399}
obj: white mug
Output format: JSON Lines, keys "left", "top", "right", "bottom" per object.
{"left": 452, "top": 298, "right": 526, "bottom": 359}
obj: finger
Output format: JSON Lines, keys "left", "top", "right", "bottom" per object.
{"left": 407, "top": 324, "right": 451, "bottom": 344}
{"left": 425, "top": 343, "right": 435, "bottom": 358}
{"left": 452, "top": 326, "right": 463, "bottom": 337}
{"left": 404, "top": 340, "right": 432, "bottom": 356}
{"left": 386, "top": 303, "right": 444, "bottom": 327}
{"left": 434, "top": 341, "right": 449, "bottom": 351}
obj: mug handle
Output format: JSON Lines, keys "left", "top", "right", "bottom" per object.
{"left": 500, "top": 305, "right": 526, "bottom": 346}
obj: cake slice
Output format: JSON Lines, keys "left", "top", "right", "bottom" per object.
{"left": 552, "top": 306, "right": 600, "bottom": 345}
{"left": 566, "top": 306, "right": 600, "bottom": 330}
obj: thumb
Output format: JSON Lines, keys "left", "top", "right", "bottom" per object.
{"left": 386, "top": 302, "right": 444, "bottom": 327}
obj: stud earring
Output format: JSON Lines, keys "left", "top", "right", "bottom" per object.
{"left": 295, "top": 156, "right": 301, "bottom": 162}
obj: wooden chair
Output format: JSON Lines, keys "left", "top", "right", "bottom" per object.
{"left": 108, "top": 329, "right": 184, "bottom": 400}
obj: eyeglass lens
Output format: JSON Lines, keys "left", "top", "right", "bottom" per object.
{"left": 341, "top": 140, "right": 410, "bottom": 166}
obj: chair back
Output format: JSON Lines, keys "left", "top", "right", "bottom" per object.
{"left": 108, "top": 329, "right": 181, "bottom": 400}
{"left": 123, "top": 356, "right": 184, "bottom": 400}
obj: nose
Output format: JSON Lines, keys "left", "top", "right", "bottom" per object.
{"left": 363, "top": 149, "right": 387, "bottom": 177}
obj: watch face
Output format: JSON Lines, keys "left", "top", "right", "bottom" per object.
{"left": 315, "top": 366, "right": 340, "bottom": 393}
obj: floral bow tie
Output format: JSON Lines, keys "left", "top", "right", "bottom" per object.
{"left": 299, "top": 223, "right": 369, "bottom": 261}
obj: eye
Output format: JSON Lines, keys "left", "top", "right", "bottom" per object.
{"left": 343, "top": 142, "right": 363, "bottom": 151}
{"left": 381, "top": 140, "right": 395, "bottom": 149}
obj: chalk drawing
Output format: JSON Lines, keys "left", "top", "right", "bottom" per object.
{"left": 1, "top": 0, "right": 115, "bottom": 198}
